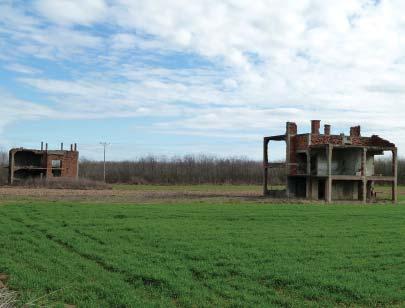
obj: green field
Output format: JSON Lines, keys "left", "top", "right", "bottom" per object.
{"left": 1, "top": 197, "right": 405, "bottom": 307}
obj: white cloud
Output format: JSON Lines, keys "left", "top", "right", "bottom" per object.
{"left": 0, "top": 90, "right": 55, "bottom": 134}
{"left": 110, "top": 33, "right": 136, "bottom": 50}
{"left": 35, "top": 0, "right": 107, "bottom": 25}
{"left": 0, "top": 2, "right": 103, "bottom": 60}
{"left": 4, "top": 63, "right": 41, "bottom": 75}
{"left": 2, "top": 0, "right": 405, "bottom": 158}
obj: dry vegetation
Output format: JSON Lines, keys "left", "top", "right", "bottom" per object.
{"left": 16, "top": 178, "right": 111, "bottom": 190}
{"left": 0, "top": 288, "right": 16, "bottom": 308}
{"left": 79, "top": 155, "right": 278, "bottom": 185}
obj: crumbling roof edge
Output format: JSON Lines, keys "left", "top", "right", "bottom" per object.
{"left": 9, "top": 148, "right": 78, "bottom": 154}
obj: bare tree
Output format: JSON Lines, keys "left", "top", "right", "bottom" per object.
{"left": 79, "top": 154, "right": 286, "bottom": 185}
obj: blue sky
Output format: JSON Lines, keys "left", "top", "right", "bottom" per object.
{"left": 1, "top": 0, "right": 404, "bottom": 161}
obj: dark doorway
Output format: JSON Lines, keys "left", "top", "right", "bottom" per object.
{"left": 52, "top": 160, "right": 62, "bottom": 177}
{"left": 318, "top": 179, "right": 325, "bottom": 200}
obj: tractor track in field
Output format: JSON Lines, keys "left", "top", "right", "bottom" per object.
{"left": 3, "top": 212, "right": 181, "bottom": 303}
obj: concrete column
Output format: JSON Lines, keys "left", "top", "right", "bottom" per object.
{"left": 362, "top": 148, "right": 367, "bottom": 203}
{"left": 8, "top": 151, "right": 14, "bottom": 185}
{"left": 263, "top": 138, "right": 269, "bottom": 196}
{"left": 306, "top": 150, "right": 311, "bottom": 199}
{"left": 362, "top": 180, "right": 367, "bottom": 204}
{"left": 392, "top": 148, "right": 398, "bottom": 203}
{"left": 285, "top": 135, "right": 290, "bottom": 198}
{"left": 326, "top": 145, "right": 333, "bottom": 203}
{"left": 367, "top": 181, "right": 373, "bottom": 200}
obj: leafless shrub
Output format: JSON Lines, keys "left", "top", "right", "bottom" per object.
{"left": 375, "top": 158, "right": 405, "bottom": 184}
{"left": 79, "top": 155, "right": 286, "bottom": 185}
{"left": 0, "top": 288, "right": 16, "bottom": 308}
{"left": 16, "top": 177, "right": 111, "bottom": 190}
{"left": 0, "top": 149, "right": 8, "bottom": 186}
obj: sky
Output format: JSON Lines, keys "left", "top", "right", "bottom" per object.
{"left": 0, "top": 0, "right": 404, "bottom": 161}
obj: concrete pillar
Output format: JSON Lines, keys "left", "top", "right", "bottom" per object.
{"left": 362, "top": 180, "right": 367, "bottom": 204}
{"left": 8, "top": 150, "right": 14, "bottom": 185}
{"left": 362, "top": 148, "right": 367, "bottom": 203}
{"left": 392, "top": 148, "right": 398, "bottom": 203}
{"left": 326, "top": 144, "right": 333, "bottom": 203}
{"left": 367, "top": 181, "right": 373, "bottom": 200}
{"left": 263, "top": 138, "right": 269, "bottom": 196}
{"left": 285, "top": 124, "right": 295, "bottom": 198}
{"left": 306, "top": 150, "right": 311, "bottom": 199}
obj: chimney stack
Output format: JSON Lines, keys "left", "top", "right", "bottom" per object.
{"left": 74, "top": 143, "right": 77, "bottom": 151}
{"left": 61, "top": 142, "right": 64, "bottom": 150}
{"left": 350, "top": 126, "right": 361, "bottom": 137}
{"left": 41, "top": 142, "right": 44, "bottom": 151}
{"left": 324, "top": 124, "right": 331, "bottom": 135}
{"left": 286, "top": 122, "right": 297, "bottom": 135}
{"left": 311, "top": 120, "right": 320, "bottom": 135}
{"left": 45, "top": 143, "right": 48, "bottom": 151}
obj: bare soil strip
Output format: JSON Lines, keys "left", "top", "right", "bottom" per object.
{"left": 0, "top": 187, "right": 264, "bottom": 204}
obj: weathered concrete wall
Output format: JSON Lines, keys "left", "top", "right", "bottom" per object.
{"left": 332, "top": 181, "right": 359, "bottom": 200}
{"left": 316, "top": 152, "right": 328, "bottom": 176}
{"left": 366, "top": 154, "right": 374, "bottom": 176}
{"left": 332, "top": 149, "right": 362, "bottom": 175}
{"left": 313, "top": 149, "right": 362, "bottom": 176}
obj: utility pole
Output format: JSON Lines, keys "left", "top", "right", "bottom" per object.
{"left": 100, "top": 142, "right": 110, "bottom": 182}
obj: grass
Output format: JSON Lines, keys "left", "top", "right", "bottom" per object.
{"left": 1, "top": 200, "right": 405, "bottom": 307}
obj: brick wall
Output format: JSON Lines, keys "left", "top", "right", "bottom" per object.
{"left": 311, "top": 135, "right": 343, "bottom": 145}
{"left": 46, "top": 151, "right": 78, "bottom": 178}
{"left": 295, "top": 135, "right": 308, "bottom": 150}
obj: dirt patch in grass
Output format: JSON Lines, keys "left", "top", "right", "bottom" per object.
{"left": 0, "top": 274, "right": 16, "bottom": 308}
{"left": 0, "top": 185, "right": 401, "bottom": 204}
{"left": 0, "top": 186, "right": 265, "bottom": 204}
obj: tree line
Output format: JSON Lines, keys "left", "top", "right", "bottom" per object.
{"left": 0, "top": 149, "right": 404, "bottom": 185}
{"left": 79, "top": 155, "right": 279, "bottom": 185}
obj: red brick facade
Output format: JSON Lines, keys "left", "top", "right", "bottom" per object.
{"left": 9, "top": 146, "right": 79, "bottom": 184}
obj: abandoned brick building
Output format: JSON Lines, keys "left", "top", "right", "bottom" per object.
{"left": 8, "top": 143, "right": 79, "bottom": 184}
{"left": 263, "top": 121, "right": 398, "bottom": 203}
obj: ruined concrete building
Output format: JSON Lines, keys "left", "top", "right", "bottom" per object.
{"left": 9, "top": 143, "right": 79, "bottom": 184}
{"left": 263, "top": 121, "right": 397, "bottom": 203}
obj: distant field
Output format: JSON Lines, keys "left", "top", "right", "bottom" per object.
{"left": 1, "top": 198, "right": 405, "bottom": 307}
